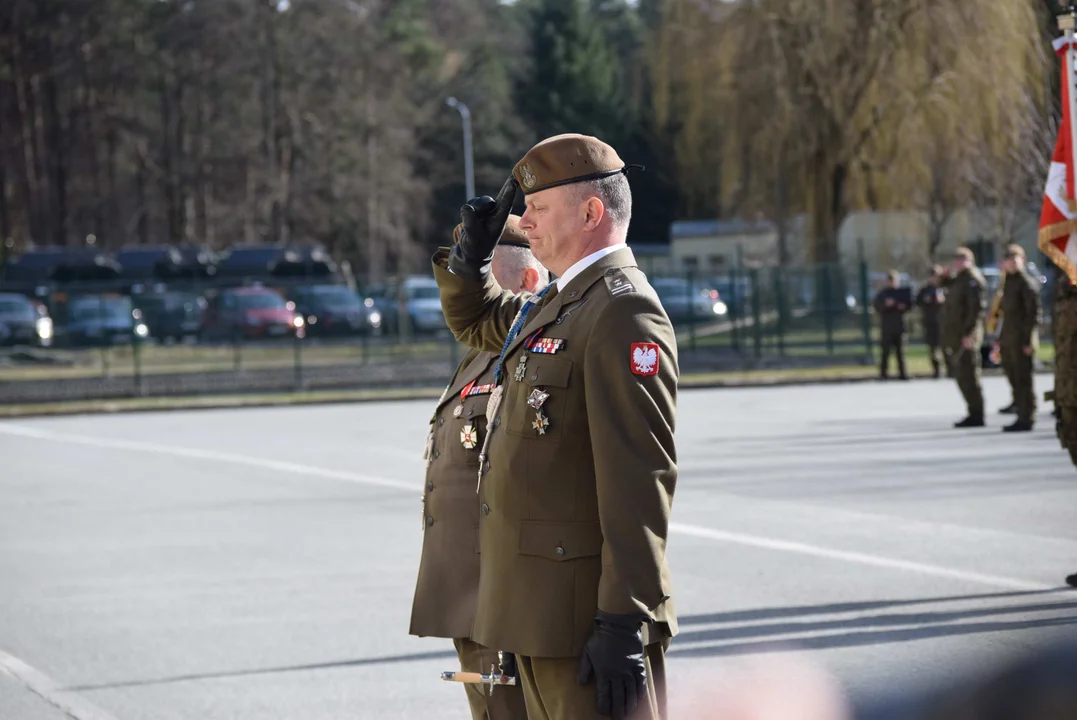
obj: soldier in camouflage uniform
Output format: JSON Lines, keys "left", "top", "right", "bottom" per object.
{"left": 940, "top": 247, "right": 987, "bottom": 428}
{"left": 996, "top": 245, "right": 1042, "bottom": 432}
{"left": 1055, "top": 270, "right": 1077, "bottom": 469}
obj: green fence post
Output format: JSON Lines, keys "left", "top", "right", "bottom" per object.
{"left": 858, "top": 239, "right": 873, "bottom": 361}
{"left": 822, "top": 264, "right": 835, "bottom": 354}
{"left": 687, "top": 268, "right": 697, "bottom": 352}
{"left": 294, "top": 330, "right": 303, "bottom": 391}
{"left": 733, "top": 245, "right": 744, "bottom": 353}
{"left": 133, "top": 332, "right": 144, "bottom": 396}
{"left": 773, "top": 266, "right": 786, "bottom": 355}
{"left": 750, "top": 268, "right": 762, "bottom": 359}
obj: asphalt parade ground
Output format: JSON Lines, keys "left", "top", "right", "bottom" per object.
{"left": 1, "top": 373, "right": 1076, "bottom": 719}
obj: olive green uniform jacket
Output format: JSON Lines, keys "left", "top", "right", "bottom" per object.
{"left": 940, "top": 267, "right": 987, "bottom": 352}
{"left": 431, "top": 246, "right": 679, "bottom": 659}
{"left": 409, "top": 348, "right": 499, "bottom": 639}
{"left": 998, "top": 268, "right": 1042, "bottom": 354}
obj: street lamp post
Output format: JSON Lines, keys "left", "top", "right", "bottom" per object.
{"left": 445, "top": 97, "right": 475, "bottom": 201}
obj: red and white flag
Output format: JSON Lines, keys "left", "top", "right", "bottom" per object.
{"left": 1040, "top": 35, "right": 1077, "bottom": 286}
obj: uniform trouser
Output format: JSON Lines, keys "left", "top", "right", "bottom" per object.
{"left": 947, "top": 347, "right": 984, "bottom": 417}
{"left": 926, "top": 342, "right": 943, "bottom": 378}
{"left": 454, "top": 638, "right": 528, "bottom": 720}
{"left": 1001, "top": 346, "right": 1036, "bottom": 423}
{"left": 1062, "top": 407, "right": 1077, "bottom": 468}
{"left": 879, "top": 333, "right": 907, "bottom": 378}
{"left": 517, "top": 640, "right": 668, "bottom": 720}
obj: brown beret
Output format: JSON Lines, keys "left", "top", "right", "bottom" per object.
{"left": 452, "top": 214, "right": 530, "bottom": 249}
{"left": 512, "top": 133, "right": 634, "bottom": 195}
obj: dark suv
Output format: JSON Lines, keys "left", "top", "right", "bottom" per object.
{"left": 287, "top": 284, "right": 380, "bottom": 337}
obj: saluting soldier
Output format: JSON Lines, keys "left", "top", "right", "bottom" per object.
{"left": 915, "top": 265, "right": 946, "bottom": 379}
{"left": 410, "top": 217, "right": 548, "bottom": 720}
{"left": 940, "top": 247, "right": 987, "bottom": 427}
{"left": 432, "top": 133, "right": 678, "bottom": 720}
{"left": 995, "top": 245, "right": 1042, "bottom": 433}
{"left": 873, "top": 269, "right": 910, "bottom": 380}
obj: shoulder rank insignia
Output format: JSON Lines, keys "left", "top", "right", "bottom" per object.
{"left": 604, "top": 268, "right": 636, "bottom": 297}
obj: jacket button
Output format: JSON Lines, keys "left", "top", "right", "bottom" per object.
{"left": 530, "top": 374, "right": 538, "bottom": 382}
{"left": 467, "top": 408, "right": 474, "bottom": 417}
{"left": 434, "top": 449, "right": 440, "bottom": 459}
{"left": 437, "top": 416, "right": 444, "bottom": 426}
{"left": 426, "top": 481, "right": 433, "bottom": 492}
{"left": 555, "top": 546, "right": 565, "bottom": 556}
{"left": 569, "top": 290, "right": 578, "bottom": 297}
{"left": 426, "top": 516, "right": 434, "bottom": 527}
{"left": 481, "top": 503, "right": 490, "bottom": 516}
{"left": 493, "top": 416, "right": 501, "bottom": 428}
{"left": 483, "top": 460, "right": 491, "bottom": 473}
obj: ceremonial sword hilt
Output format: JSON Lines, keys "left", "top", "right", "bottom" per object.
{"left": 440, "top": 663, "right": 517, "bottom": 696}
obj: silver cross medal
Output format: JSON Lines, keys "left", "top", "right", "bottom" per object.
{"left": 514, "top": 352, "right": 529, "bottom": 382}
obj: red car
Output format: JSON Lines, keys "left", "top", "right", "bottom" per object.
{"left": 201, "top": 286, "right": 304, "bottom": 341}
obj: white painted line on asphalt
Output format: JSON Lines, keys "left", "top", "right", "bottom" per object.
{"left": 0, "top": 649, "right": 120, "bottom": 720}
{"left": 1, "top": 422, "right": 1053, "bottom": 591}
{"left": 669, "top": 522, "right": 1054, "bottom": 591}
{"left": 0, "top": 423, "right": 414, "bottom": 493}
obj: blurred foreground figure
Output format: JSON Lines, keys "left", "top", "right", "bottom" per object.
{"left": 858, "top": 639, "right": 1077, "bottom": 720}
{"left": 409, "top": 218, "right": 545, "bottom": 719}
{"left": 678, "top": 655, "right": 850, "bottom": 720}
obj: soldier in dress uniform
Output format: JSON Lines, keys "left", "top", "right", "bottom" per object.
{"left": 410, "top": 216, "right": 548, "bottom": 720}
{"left": 994, "top": 245, "right": 1042, "bottom": 433}
{"left": 939, "top": 247, "right": 988, "bottom": 428}
{"left": 873, "top": 269, "right": 910, "bottom": 380}
{"left": 915, "top": 265, "right": 946, "bottom": 379}
{"left": 432, "top": 133, "right": 679, "bottom": 720}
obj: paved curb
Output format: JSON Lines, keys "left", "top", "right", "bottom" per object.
{"left": 0, "top": 367, "right": 1028, "bottom": 419}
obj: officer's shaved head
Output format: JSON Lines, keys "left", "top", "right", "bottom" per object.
{"left": 492, "top": 244, "right": 550, "bottom": 295}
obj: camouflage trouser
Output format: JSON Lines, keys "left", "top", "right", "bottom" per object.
{"left": 1056, "top": 294, "right": 1077, "bottom": 467}
{"left": 1061, "top": 407, "right": 1077, "bottom": 468}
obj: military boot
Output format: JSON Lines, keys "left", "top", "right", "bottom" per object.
{"left": 954, "top": 415, "right": 985, "bottom": 428}
{"left": 998, "top": 403, "right": 1017, "bottom": 415}
{"left": 1002, "top": 420, "right": 1033, "bottom": 432}
{"left": 1067, "top": 572, "right": 1077, "bottom": 589}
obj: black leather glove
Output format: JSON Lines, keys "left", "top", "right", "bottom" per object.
{"left": 499, "top": 651, "right": 517, "bottom": 678}
{"left": 577, "top": 611, "right": 647, "bottom": 718}
{"left": 447, "top": 175, "right": 518, "bottom": 281}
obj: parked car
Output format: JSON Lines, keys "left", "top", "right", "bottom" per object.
{"left": 134, "top": 291, "right": 207, "bottom": 343}
{"left": 365, "top": 277, "right": 446, "bottom": 334}
{"left": 201, "top": 286, "right": 304, "bottom": 341}
{"left": 59, "top": 294, "right": 149, "bottom": 347}
{"left": 652, "top": 278, "right": 727, "bottom": 322}
{"left": 0, "top": 292, "right": 52, "bottom": 347}
{"left": 286, "top": 284, "right": 381, "bottom": 337}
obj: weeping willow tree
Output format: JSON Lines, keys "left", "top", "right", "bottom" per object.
{"left": 652, "top": 0, "right": 1053, "bottom": 264}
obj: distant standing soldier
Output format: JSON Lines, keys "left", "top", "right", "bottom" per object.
{"left": 994, "top": 245, "right": 1042, "bottom": 432}
{"left": 940, "top": 247, "right": 987, "bottom": 427}
{"left": 410, "top": 217, "right": 547, "bottom": 720}
{"left": 873, "top": 269, "right": 910, "bottom": 380}
{"left": 915, "top": 266, "right": 946, "bottom": 379}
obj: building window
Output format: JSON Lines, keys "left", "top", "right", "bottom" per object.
{"left": 708, "top": 255, "right": 725, "bottom": 268}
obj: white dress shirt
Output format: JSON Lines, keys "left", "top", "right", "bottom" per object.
{"left": 555, "top": 243, "right": 628, "bottom": 291}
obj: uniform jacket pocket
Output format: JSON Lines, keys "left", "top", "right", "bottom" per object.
{"left": 508, "top": 356, "right": 573, "bottom": 440}
{"left": 518, "top": 520, "right": 602, "bottom": 561}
